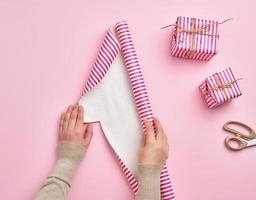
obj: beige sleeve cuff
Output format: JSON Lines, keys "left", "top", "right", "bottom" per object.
{"left": 50, "top": 141, "right": 86, "bottom": 185}
{"left": 135, "top": 165, "right": 162, "bottom": 200}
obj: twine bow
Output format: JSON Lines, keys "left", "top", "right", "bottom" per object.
{"left": 212, "top": 78, "right": 243, "bottom": 90}
{"left": 160, "top": 18, "right": 233, "bottom": 30}
{"left": 178, "top": 18, "right": 219, "bottom": 58}
{"left": 209, "top": 74, "right": 242, "bottom": 102}
{"left": 176, "top": 22, "right": 219, "bottom": 37}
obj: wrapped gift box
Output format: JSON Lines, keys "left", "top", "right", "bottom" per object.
{"left": 171, "top": 16, "right": 219, "bottom": 61}
{"left": 199, "top": 68, "right": 242, "bottom": 108}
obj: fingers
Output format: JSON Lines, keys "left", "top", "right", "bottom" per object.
{"left": 75, "top": 105, "right": 84, "bottom": 132}
{"left": 63, "top": 105, "right": 73, "bottom": 131}
{"left": 144, "top": 119, "right": 155, "bottom": 144}
{"left": 59, "top": 112, "right": 64, "bottom": 133}
{"left": 154, "top": 117, "right": 164, "bottom": 140}
{"left": 68, "top": 104, "right": 79, "bottom": 130}
{"left": 76, "top": 105, "right": 85, "bottom": 138}
{"left": 84, "top": 123, "right": 94, "bottom": 148}
{"left": 59, "top": 112, "right": 65, "bottom": 139}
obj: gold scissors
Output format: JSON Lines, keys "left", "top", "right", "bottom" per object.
{"left": 223, "top": 121, "right": 256, "bottom": 151}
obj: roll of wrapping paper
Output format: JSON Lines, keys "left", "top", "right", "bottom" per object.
{"left": 82, "top": 21, "right": 175, "bottom": 200}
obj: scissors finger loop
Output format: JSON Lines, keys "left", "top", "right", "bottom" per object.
{"left": 223, "top": 121, "right": 256, "bottom": 140}
{"left": 224, "top": 136, "right": 247, "bottom": 151}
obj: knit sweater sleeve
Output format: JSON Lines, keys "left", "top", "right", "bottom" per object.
{"left": 135, "top": 165, "right": 162, "bottom": 200}
{"left": 35, "top": 142, "right": 162, "bottom": 200}
{"left": 35, "top": 142, "right": 86, "bottom": 200}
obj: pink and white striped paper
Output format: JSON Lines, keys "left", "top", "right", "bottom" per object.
{"left": 81, "top": 21, "right": 175, "bottom": 199}
{"left": 199, "top": 68, "right": 242, "bottom": 108}
{"left": 171, "top": 16, "right": 219, "bottom": 61}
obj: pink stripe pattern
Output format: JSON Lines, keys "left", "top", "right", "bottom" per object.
{"left": 116, "top": 21, "right": 175, "bottom": 200}
{"left": 81, "top": 21, "right": 175, "bottom": 199}
{"left": 171, "top": 16, "right": 219, "bottom": 61}
{"left": 82, "top": 31, "right": 120, "bottom": 95}
{"left": 199, "top": 67, "right": 242, "bottom": 108}
{"left": 81, "top": 28, "right": 139, "bottom": 193}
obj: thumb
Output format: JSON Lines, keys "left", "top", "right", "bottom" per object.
{"left": 144, "top": 119, "right": 155, "bottom": 145}
{"left": 83, "top": 123, "right": 93, "bottom": 149}
{"left": 140, "top": 133, "right": 146, "bottom": 148}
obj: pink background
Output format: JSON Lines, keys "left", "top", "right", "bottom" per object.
{"left": 0, "top": 0, "right": 256, "bottom": 199}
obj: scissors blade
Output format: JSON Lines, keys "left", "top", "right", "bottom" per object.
{"left": 247, "top": 139, "right": 256, "bottom": 147}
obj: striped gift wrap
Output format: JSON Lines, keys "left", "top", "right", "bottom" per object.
{"left": 82, "top": 21, "right": 175, "bottom": 200}
{"left": 199, "top": 68, "right": 242, "bottom": 108}
{"left": 171, "top": 16, "right": 219, "bottom": 61}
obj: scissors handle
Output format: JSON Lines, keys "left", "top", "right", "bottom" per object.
{"left": 223, "top": 121, "right": 256, "bottom": 140}
{"left": 224, "top": 136, "right": 248, "bottom": 151}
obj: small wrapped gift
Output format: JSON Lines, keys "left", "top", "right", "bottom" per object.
{"left": 170, "top": 16, "right": 227, "bottom": 61}
{"left": 199, "top": 68, "right": 242, "bottom": 108}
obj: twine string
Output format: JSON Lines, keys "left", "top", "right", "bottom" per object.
{"left": 160, "top": 18, "right": 233, "bottom": 59}
{"left": 213, "top": 78, "right": 243, "bottom": 90}
{"left": 206, "top": 78, "right": 243, "bottom": 101}
{"left": 160, "top": 18, "right": 233, "bottom": 30}
{"left": 218, "top": 18, "right": 233, "bottom": 25}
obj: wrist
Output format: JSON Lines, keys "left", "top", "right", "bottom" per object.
{"left": 50, "top": 141, "right": 86, "bottom": 184}
{"left": 138, "top": 164, "right": 162, "bottom": 178}
{"left": 58, "top": 141, "right": 86, "bottom": 163}
{"left": 136, "top": 164, "right": 162, "bottom": 200}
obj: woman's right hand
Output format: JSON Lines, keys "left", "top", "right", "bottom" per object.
{"left": 138, "top": 118, "right": 169, "bottom": 166}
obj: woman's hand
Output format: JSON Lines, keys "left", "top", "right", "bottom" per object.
{"left": 59, "top": 104, "right": 93, "bottom": 149}
{"left": 138, "top": 118, "right": 169, "bottom": 166}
